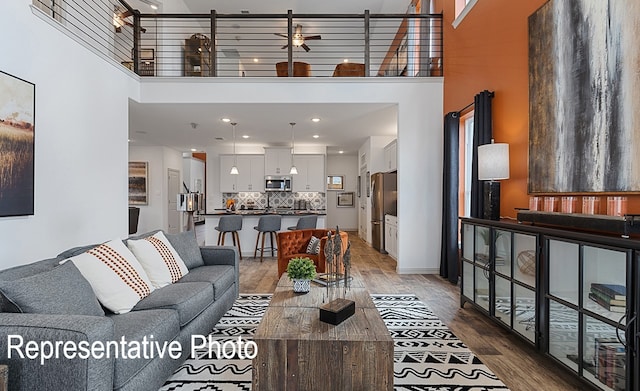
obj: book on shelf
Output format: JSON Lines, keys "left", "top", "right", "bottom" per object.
{"left": 595, "top": 338, "right": 625, "bottom": 390}
{"left": 590, "top": 288, "right": 626, "bottom": 306}
{"left": 591, "top": 283, "right": 626, "bottom": 301}
{"left": 589, "top": 293, "right": 626, "bottom": 313}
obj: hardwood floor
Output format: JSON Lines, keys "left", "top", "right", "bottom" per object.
{"left": 238, "top": 232, "right": 588, "bottom": 391}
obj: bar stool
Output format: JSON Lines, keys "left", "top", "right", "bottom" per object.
{"left": 215, "top": 215, "right": 243, "bottom": 259}
{"left": 254, "top": 215, "right": 281, "bottom": 262}
{"left": 287, "top": 215, "right": 318, "bottom": 230}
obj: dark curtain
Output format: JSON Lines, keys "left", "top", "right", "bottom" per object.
{"left": 470, "top": 90, "right": 495, "bottom": 218}
{"left": 440, "top": 112, "right": 460, "bottom": 283}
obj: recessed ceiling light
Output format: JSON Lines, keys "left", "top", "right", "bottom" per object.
{"left": 191, "top": 148, "right": 197, "bottom": 152}
{"left": 343, "top": 59, "right": 349, "bottom": 63}
{"left": 339, "top": 150, "right": 344, "bottom": 154}
{"left": 242, "top": 135, "right": 250, "bottom": 139}
{"left": 150, "top": 4, "right": 158, "bottom": 10}
{"left": 222, "top": 118, "right": 231, "bottom": 123}
{"left": 253, "top": 58, "right": 259, "bottom": 63}
{"left": 312, "top": 134, "right": 320, "bottom": 139}
{"left": 311, "top": 118, "right": 320, "bottom": 122}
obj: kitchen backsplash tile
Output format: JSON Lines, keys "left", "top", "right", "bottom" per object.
{"left": 222, "top": 192, "right": 325, "bottom": 210}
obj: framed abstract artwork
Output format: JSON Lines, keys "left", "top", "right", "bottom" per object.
{"left": 128, "top": 161, "right": 148, "bottom": 205}
{"left": 0, "top": 70, "right": 35, "bottom": 217}
{"left": 529, "top": 0, "right": 640, "bottom": 193}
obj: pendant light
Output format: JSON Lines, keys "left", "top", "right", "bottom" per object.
{"left": 230, "top": 122, "right": 239, "bottom": 175}
{"left": 289, "top": 122, "right": 298, "bottom": 175}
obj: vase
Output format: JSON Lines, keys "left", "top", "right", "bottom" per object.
{"left": 292, "top": 278, "right": 311, "bottom": 294}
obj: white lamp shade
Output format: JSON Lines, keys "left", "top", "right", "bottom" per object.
{"left": 230, "top": 166, "right": 239, "bottom": 175}
{"left": 289, "top": 166, "right": 298, "bottom": 175}
{"left": 478, "top": 143, "right": 510, "bottom": 180}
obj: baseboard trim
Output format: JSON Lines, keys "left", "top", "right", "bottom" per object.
{"left": 395, "top": 267, "right": 439, "bottom": 275}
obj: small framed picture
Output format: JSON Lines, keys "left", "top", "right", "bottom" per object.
{"left": 140, "top": 48, "right": 155, "bottom": 60}
{"left": 327, "top": 175, "right": 344, "bottom": 190}
{"left": 337, "top": 192, "right": 354, "bottom": 207}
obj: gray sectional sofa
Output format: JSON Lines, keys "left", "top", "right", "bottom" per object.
{"left": 0, "top": 230, "right": 239, "bottom": 391}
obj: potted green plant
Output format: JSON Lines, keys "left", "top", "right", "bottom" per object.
{"left": 286, "top": 257, "right": 317, "bottom": 294}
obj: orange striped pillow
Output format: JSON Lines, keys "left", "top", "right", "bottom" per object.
{"left": 127, "top": 231, "right": 189, "bottom": 289}
{"left": 63, "top": 239, "right": 154, "bottom": 314}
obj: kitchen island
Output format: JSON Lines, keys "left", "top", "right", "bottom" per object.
{"left": 204, "top": 210, "right": 326, "bottom": 257}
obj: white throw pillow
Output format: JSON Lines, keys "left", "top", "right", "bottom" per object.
{"left": 62, "top": 239, "right": 154, "bottom": 314}
{"left": 126, "top": 231, "right": 189, "bottom": 289}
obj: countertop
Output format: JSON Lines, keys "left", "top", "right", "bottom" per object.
{"left": 204, "top": 209, "right": 326, "bottom": 216}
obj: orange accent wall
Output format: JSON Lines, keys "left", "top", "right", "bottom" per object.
{"left": 443, "top": 0, "right": 640, "bottom": 217}
{"left": 442, "top": 0, "right": 547, "bottom": 218}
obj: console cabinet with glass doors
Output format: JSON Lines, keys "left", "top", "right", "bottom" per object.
{"left": 460, "top": 218, "right": 638, "bottom": 391}
{"left": 460, "top": 222, "right": 540, "bottom": 347}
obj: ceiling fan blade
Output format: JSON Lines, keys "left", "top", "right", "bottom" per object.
{"left": 304, "top": 35, "right": 322, "bottom": 40}
{"left": 302, "top": 43, "right": 311, "bottom": 52}
{"left": 274, "top": 33, "right": 289, "bottom": 38}
{"left": 281, "top": 44, "right": 289, "bottom": 49}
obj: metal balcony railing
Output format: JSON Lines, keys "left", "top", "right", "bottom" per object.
{"left": 33, "top": 0, "right": 443, "bottom": 78}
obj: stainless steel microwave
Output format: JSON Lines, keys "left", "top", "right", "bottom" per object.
{"left": 265, "top": 176, "right": 292, "bottom": 192}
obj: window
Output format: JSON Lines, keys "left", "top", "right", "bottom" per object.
{"left": 453, "top": 0, "right": 478, "bottom": 29}
{"left": 459, "top": 111, "right": 474, "bottom": 218}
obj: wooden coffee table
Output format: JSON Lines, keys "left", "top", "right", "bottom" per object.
{"left": 252, "top": 274, "right": 394, "bottom": 391}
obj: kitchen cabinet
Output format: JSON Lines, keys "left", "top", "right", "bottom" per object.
{"left": 460, "top": 217, "right": 636, "bottom": 391}
{"left": 292, "top": 155, "right": 325, "bottom": 192}
{"left": 265, "top": 148, "right": 292, "bottom": 176}
{"left": 220, "top": 155, "right": 264, "bottom": 192}
{"left": 384, "top": 214, "right": 397, "bottom": 260}
{"left": 383, "top": 139, "right": 397, "bottom": 172}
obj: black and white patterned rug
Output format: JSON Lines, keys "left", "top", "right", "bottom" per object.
{"left": 160, "top": 294, "right": 509, "bottom": 391}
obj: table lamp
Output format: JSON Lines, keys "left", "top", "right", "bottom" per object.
{"left": 478, "top": 141, "right": 510, "bottom": 220}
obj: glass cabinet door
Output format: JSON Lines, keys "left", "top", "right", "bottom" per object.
{"left": 513, "top": 233, "right": 537, "bottom": 288}
{"left": 475, "top": 226, "right": 490, "bottom": 266}
{"left": 582, "top": 246, "right": 627, "bottom": 323}
{"left": 494, "top": 275, "right": 512, "bottom": 327}
{"left": 548, "top": 239, "right": 579, "bottom": 304}
{"left": 513, "top": 284, "right": 536, "bottom": 342}
{"left": 583, "top": 316, "right": 626, "bottom": 391}
{"left": 462, "top": 260, "right": 474, "bottom": 300}
{"left": 495, "top": 230, "right": 512, "bottom": 278}
{"left": 462, "top": 223, "right": 474, "bottom": 261}
{"left": 548, "top": 300, "right": 579, "bottom": 372}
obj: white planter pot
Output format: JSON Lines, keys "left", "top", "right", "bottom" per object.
{"left": 292, "top": 278, "right": 311, "bottom": 293}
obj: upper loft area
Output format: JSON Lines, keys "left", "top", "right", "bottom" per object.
{"left": 32, "top": 0, "right": 443, "bottom": 78}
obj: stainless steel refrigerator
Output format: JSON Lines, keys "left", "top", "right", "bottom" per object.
{"left": 371, "top": 172, "right": 397, "bottom": 253}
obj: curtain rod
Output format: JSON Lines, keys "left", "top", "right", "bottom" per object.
{"left": 458, "top": 101, "right": 474, "bottom": 113}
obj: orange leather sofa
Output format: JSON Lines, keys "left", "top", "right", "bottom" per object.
{"left": 277, "top": 229, "right": 349, "bottom": 277}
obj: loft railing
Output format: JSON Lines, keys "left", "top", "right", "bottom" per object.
{"left": 32, "top": 0, "right": 443, "bottom": 78}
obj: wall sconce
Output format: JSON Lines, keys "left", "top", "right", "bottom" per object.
{"left": 478, "top": 141, "right": 509, "bottom": 220}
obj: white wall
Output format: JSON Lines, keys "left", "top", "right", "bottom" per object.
{"left": 129, "top": 146, "right": 184, "bottom": 233}
{"left": 0, "top": 1, "right": 139, "bottom": 267}
{"left": 138, "top": 78, "right": 443, "bottom": 274}
{"left": 326, "top": 155, "right": 358, "bottom": 231}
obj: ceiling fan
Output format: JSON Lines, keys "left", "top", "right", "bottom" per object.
{"left": 274, "top": 24, "right": 321, "bottom": 52}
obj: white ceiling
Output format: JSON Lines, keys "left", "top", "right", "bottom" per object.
{"left": 127, "top": 1, "right": 409, "bottom": 155}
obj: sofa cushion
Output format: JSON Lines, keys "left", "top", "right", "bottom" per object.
{"left": 108, "top": 309, "right": 180, "bottom": 390}
{"left": 127, "top": 231, "right": 189, "bottom": 289}
{"left": 63, "top": 239, "right": 154, "bottom": 314}
{"left": 57, "top": 243, "right": 101, "bottom": 259}
{"left": 176, "top": 265, "right": 235, "bottom": 300}
{"left": 132, "top": 282, "right": 213, "bottom": 327}
{"left": 165, "top": 230, "right": 205, "bottom": 269}
{"left": 306, "top": 236, "right": 321, "bottom": 254}
{"left": 0, "top": 262, "right": 104, "bottom": 316}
